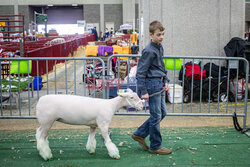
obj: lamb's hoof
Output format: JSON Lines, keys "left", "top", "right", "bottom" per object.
{"left": 40, "top": 152, "right": 53, "bottom": 161}
{"left": 49, "top": 155, "right": 54, "bottom": 161}
{"left": 113, "top": 154, "right": 120, "bottom": 160}
{"left": 43, "top": 155, "right": 53, "bottom": 161}
{"left": 86, "top": 147, "right": 96, "bottom": 154}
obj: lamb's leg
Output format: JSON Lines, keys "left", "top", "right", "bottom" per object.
{"left": 98, "top": 122, "right": 120, "bottom": 159}
{"left": 36, "top": 121, "right": 54, "bottom": 161}
{"left": 86, "top": 126, "right": 97, "bottom": 154}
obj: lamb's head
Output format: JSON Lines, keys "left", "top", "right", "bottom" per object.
{"left": 117, "top": 89, "right": 143, "bottom": 110}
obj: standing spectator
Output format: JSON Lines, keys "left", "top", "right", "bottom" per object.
{"left": 130, "top": 32, "right": 138, "bottom": 45}
{"left": 99, "top": 31, "right": 104, "bottom": 41}
{"left": 0, "top": 32, "right": 3, "bottom": 42}
{"left": 110, "top": 27, "right": 114, "bottom": 35}
{"left": 105, "top": 28, "right": 109, "bottom": 39}
{"left": 91, "top": 28, "right": 94, "bottom": 34}
{"left": 31, "top": 30, "right": 37, "bottom": 41}
{"left": 94, "top": 27, "right": 98, "bottom": 41}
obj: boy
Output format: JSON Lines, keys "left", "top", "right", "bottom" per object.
{"left": 132, "top": 20, "right": 171, "bottom": 155}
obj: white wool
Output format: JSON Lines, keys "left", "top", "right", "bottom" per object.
{"left": 36, "top": 89, "right": 143, "bottom": 160}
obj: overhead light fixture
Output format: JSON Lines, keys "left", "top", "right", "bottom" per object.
{"left": 47, "top": 5, "right": 53, "bottom": 7}
{"left": 72, "top": 4, "right": 78, "bottom": 6}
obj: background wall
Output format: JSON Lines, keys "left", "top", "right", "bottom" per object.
{"left": 139, "top": 0, "right": 245, "bottom": 57}
{"left": 18, "top": 5, "right": 32, "bottom": 31}
{"left": 83, "top": 4, "right": 100, "bottom": 27}
{"left": 246, "top": 1, "right": 250, "bottom": 32}
{"left": 0, "top": 5, "right": 14, "bottom": 15}
{"left": 122, "top": 0, "right": 135, "bottom": 25}
{"left": 104, "top": 4, "right": 123, "bottom": 31}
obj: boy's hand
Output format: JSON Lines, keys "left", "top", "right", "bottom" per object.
{"left": 164, "top": 83, "right": 169, "bottom": 91}
{"left": 141, "top": 84, "right": 168, "bottom": 100}
{"left": 141, "top": 93, "right": 149, "bottom": 100}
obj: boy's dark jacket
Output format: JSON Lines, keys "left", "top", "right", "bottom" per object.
{"left": 136, "top": 40, "right": 169, "bottom": 95}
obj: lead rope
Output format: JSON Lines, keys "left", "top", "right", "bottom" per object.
{"left": 126, "top": 88, "right": 166, "bottom": 110}
{"left": 148, "top": 88, "right": 166, "bottom": 97}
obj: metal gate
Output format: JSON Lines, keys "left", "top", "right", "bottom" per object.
{"left": 0, "top": 55, "right": 249, "bottom": 129}
{"left": 106, "top": 55, "right": 249, "bottom": 129}
{"left": 0, "top": 57, "right": 106, "bottom": 119}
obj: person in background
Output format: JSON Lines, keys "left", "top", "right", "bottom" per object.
{"left": 246, "top": 32, "right": 250, "bottom": 42}
{"left": 105, "top": 28, "right": 109, "bottom": 39}
{"left": 31, "top": 30, "right": 37, "bottom": 41}
{"left": 131, "top": 44, "right": 139, "bottom": 54}
{"left": 91, "top": 28, "right": 94, "bottom": 34}
{"left": 0, "top": 32, "right": 3, "bottom": 42}
{"left": 131, "top": 20, "right": 172, "bottom": 155}
{"left": 110, "top": 27, "right": 114, "bottom": 35}
{"left": 117, "top": 40, "right": 122, "bottom": 47}
{"left": 131, "top": 32, "right": 138, "bottom": 45}
{"left": 99, "top": 31, "right": 104, "bottom": 41}
{"left": 94, "top": 27, "right": 98, "bottom": 41}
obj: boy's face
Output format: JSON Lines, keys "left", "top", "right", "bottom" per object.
{"left": 150, "top": 29, "right": 165, "bottom": 44}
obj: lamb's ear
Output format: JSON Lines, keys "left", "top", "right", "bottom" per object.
{"left": 126, "top": 88, "right": 133, "bottom": 93}
{"left": 117, "top": 89, "right": 130, "bottom": 97}
{"left": 117, "top": 92, "right": 126, "bottom": 97}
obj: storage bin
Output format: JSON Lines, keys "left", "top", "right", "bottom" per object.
{"left": 163, "top": 58, "right": 181, "bottom": 70}
{"left": 31, "top": 76, "right": 43, "bottom": 91}
{"left": 10, "top": 60, "right": 32, "bottom": 74}
{"left": 167, "top": 84, "right": 183, "bottom": 103}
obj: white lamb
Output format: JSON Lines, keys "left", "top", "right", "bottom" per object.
{"left": 35, "top": 89, "right": 143, "bottom": 161}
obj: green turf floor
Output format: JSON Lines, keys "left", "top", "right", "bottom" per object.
{"left": 0, "top": 127, "right": 249, "bottom": 167}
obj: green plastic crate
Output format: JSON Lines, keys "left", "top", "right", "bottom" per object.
{"left": 163, "top": 58, "right": 182, "bottom": 70}
{"left": 10, "top": 60, "right": 32, "bottom": 74}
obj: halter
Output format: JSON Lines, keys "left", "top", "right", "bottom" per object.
{"left": 126, "top": 98, "right": 145, "bottom": 109}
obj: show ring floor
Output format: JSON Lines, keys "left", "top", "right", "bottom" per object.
{"left": 0, "top": 116, "right": 249, "bottom": 167}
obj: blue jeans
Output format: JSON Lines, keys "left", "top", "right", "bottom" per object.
{"left": 134, "top": 78, "right": 167, "bottom": 150}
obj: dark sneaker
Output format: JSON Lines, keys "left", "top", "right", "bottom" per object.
{"left": 149, "top": 147, "right": 172, "bottom": 155}
{"left": 131, "top": 134, "right": 149, "bottom": 150}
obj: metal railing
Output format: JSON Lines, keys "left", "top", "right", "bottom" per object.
{"left": 0, "top": 57, "right": 106, "bottom": 119}
{"left": 0, "top": 55, "right": 249, "bottom": 129}
{"left": 106, "top": 55, "right": 249, "bottom": 129}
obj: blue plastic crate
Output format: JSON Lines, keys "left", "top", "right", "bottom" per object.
{"left": 31, "top": 76, "right": 42, "bottom": 91}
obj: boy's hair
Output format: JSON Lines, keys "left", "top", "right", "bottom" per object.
{"left": 149, "top": 20, "right": 165, "bottom": 34}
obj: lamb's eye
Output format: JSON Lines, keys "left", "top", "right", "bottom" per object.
{"left": 130, "top": 97, "right": 134, "bottom": 99}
